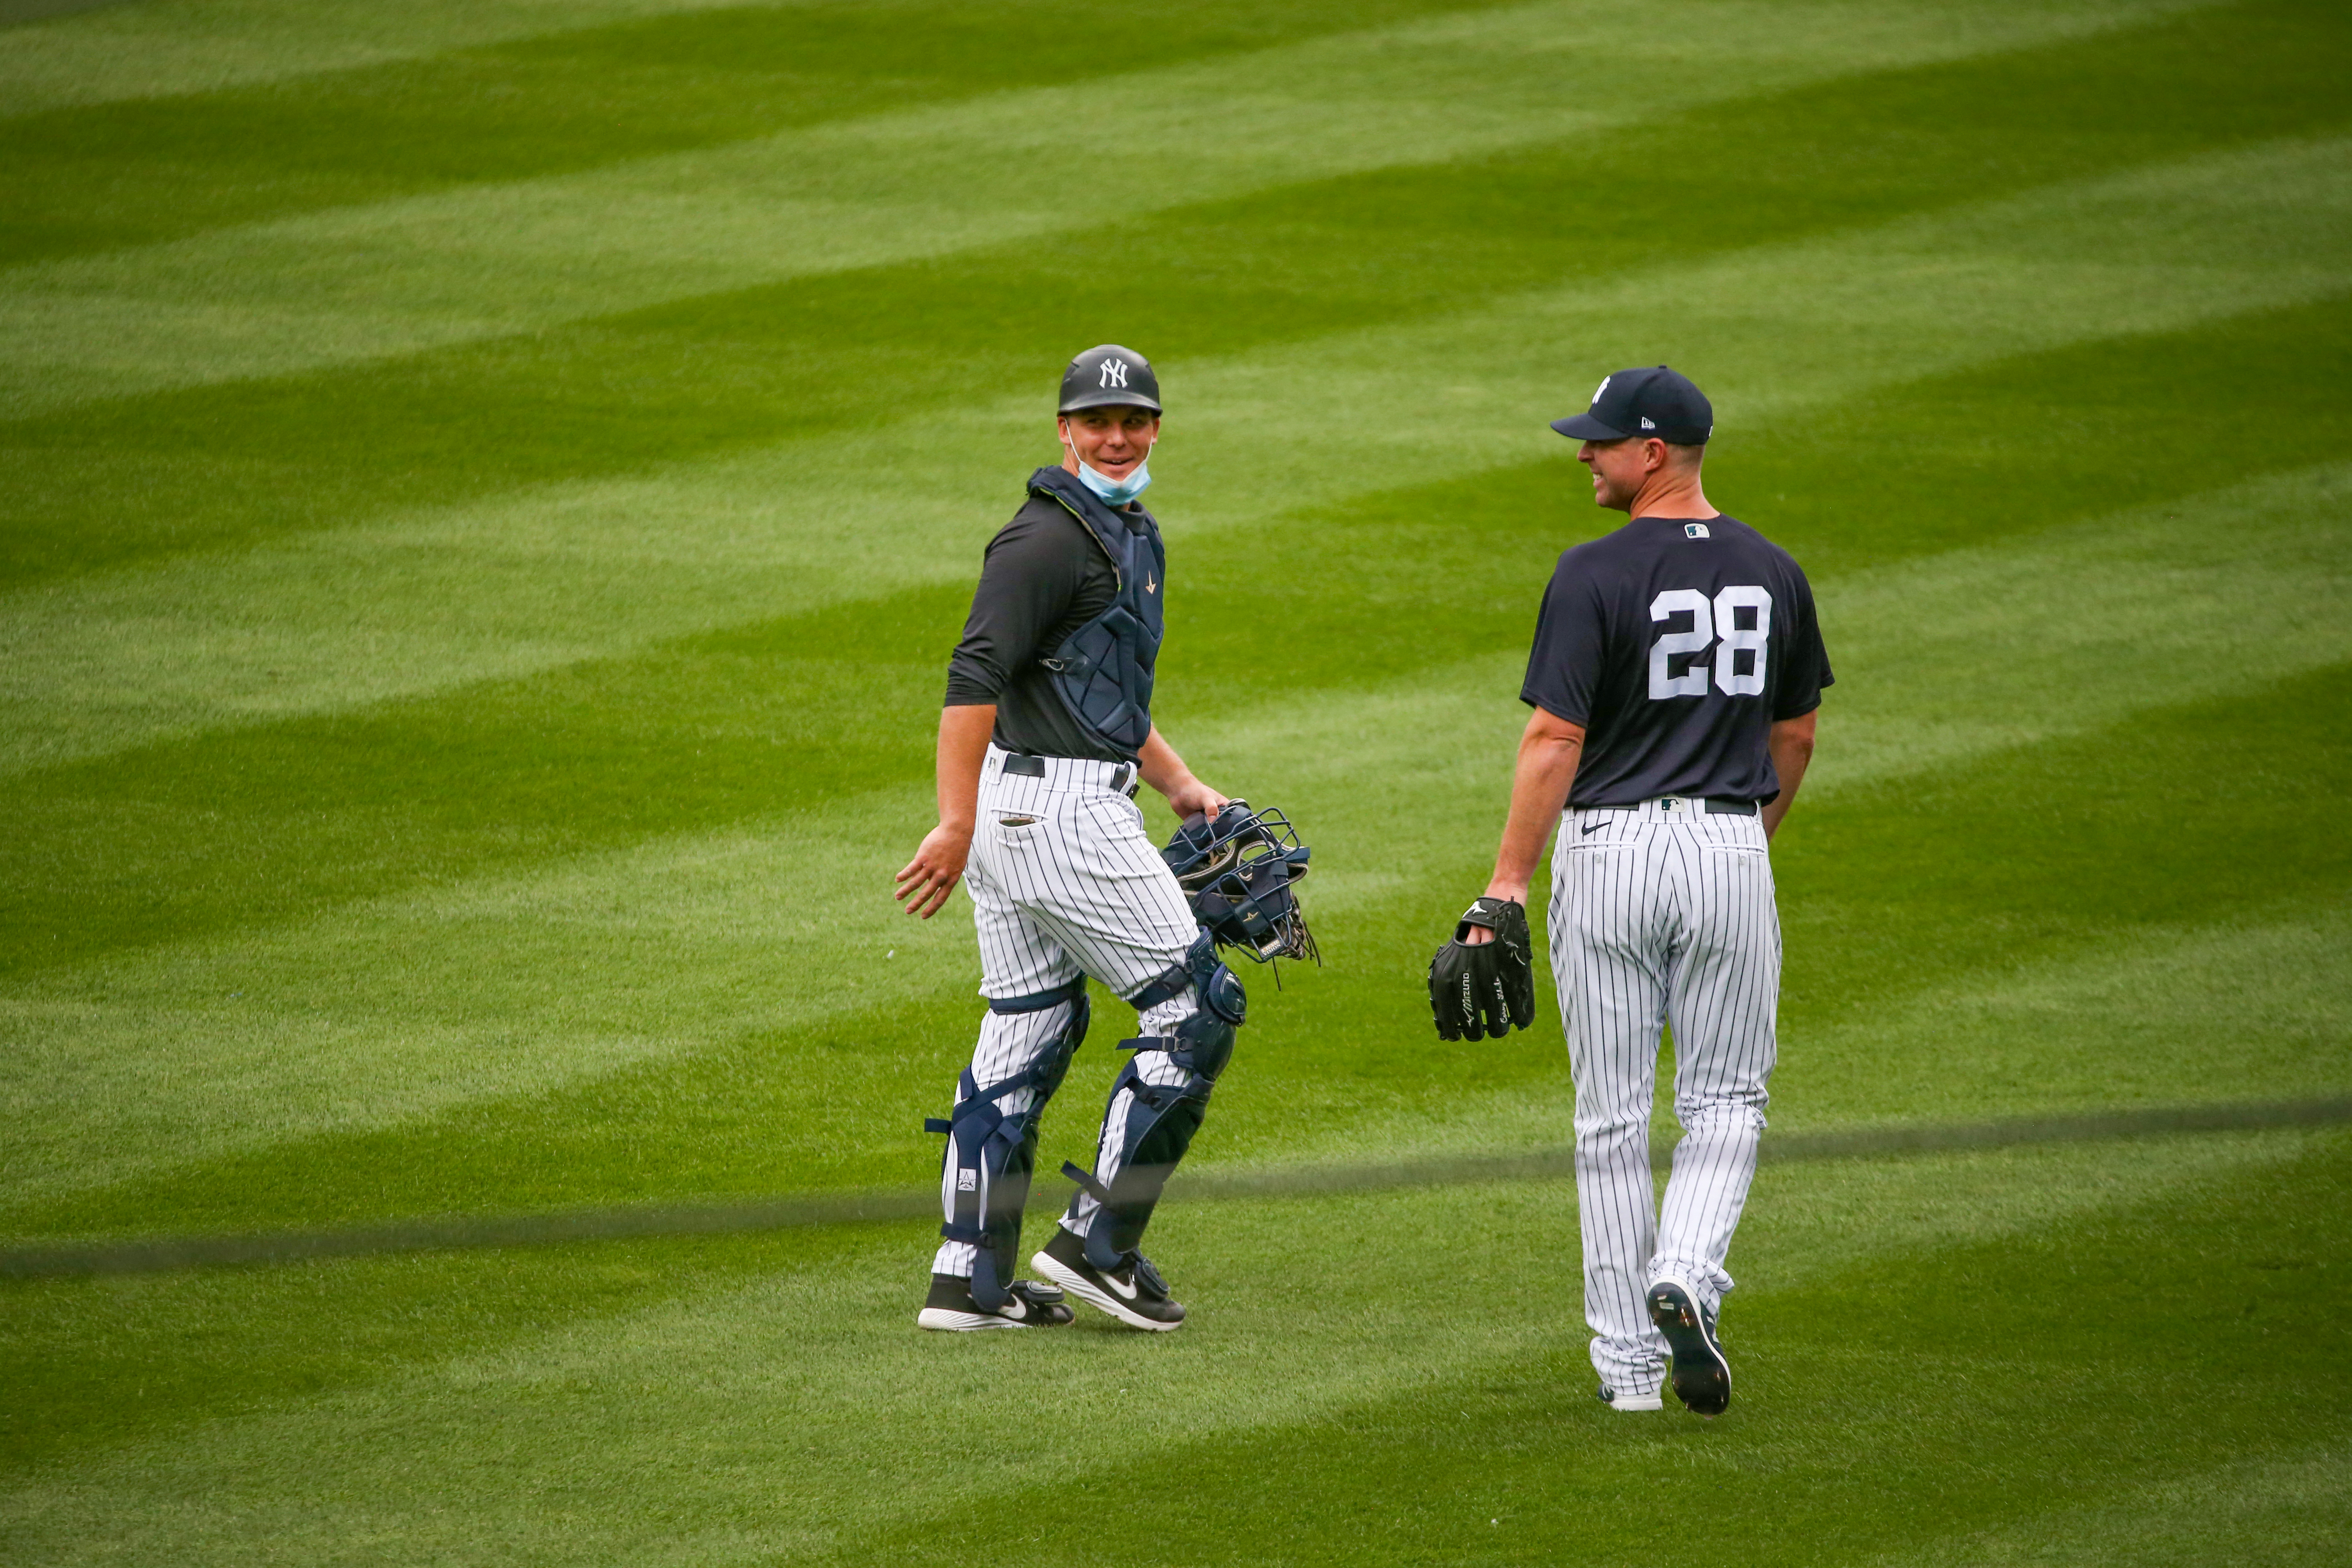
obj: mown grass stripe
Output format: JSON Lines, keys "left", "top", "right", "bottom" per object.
{"left": 6, "top": 138, "right": 2342, "bottom": 778}
{"left": 0, "top": 1, "right": 133, "bottom": 31}
{"left": 0, "top": 0, "right": 2196, "bottom": 418}
{"left": 0, "top": 0, "right": 1512, "bottom": 265}
{"left": 12, "top": 0, "right": 2341, "bottom": 589}
{"left": 0, "top": 0, "right": 774, "bottom": 116}
{"left": 4, "top": 1096, "right": 2343, "bottom": 1278}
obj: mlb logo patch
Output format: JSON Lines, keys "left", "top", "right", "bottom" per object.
{"left": 1685, "top": 523, "right": 1711, "bottom": 539}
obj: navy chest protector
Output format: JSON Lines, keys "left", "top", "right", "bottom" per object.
{"left": 1029, "top": 466, "right": 1166, "bottom": 755}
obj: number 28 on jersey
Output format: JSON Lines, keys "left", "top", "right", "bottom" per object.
{"left": 1650, "top": 586, "right": 1771, "bottom": 700}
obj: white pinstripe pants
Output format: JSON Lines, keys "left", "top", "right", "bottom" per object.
{"left": 1549, "top": 797, "right": 1779, "bottom": 1394}
{"left": 931, "top": 745, "right": 1205, "bottom": 1279}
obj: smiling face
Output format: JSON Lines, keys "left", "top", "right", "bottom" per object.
{"left": 1577, "top": 435, "right": 1702, "bottom": 510}
{"left": 1059, "top": 405, "right": 1160, "bottom": 480}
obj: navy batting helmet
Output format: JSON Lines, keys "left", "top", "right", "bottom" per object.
{"left": 1058, "top": 344, "right": 1161, "bottom": 415}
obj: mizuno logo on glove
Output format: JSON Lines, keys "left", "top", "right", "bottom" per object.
{"left": 1428, "top": 896, "right": 1539, "bottom": 1042}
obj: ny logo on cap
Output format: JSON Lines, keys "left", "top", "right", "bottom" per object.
{"left": 1100, "top": 358, "right": 1129, "bottom": 389}
{"left": 1592, "top": 375, "right": 1612, "bottom": 404}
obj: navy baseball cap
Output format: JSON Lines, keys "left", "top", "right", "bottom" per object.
{"left": 1551, "top": 365, "right": 1713, "bottom": 445}
{"left": 1058, "top": 344, "right": 1161, "bottom": 414}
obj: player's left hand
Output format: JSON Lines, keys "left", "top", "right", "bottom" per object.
{"left": 1429, "top": 897, "right": 1537, "bottom": 1039}
{"left": 1163, "top": 778, "right": 1230, "bottom": 822}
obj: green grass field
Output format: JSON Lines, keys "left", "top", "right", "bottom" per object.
{"left": 3, "top": 0, "right": 2349, "bottom": 1561}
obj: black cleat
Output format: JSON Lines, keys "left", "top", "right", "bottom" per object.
{"left": 1031, "top": 1225, "right": 1186, "bottom": 1332}
{"left": 1647, "top": 1278, "right": 1731, "bottom": 1416}
{"left": 915, "top": 1273, "right": 1073, "bottom": 1332}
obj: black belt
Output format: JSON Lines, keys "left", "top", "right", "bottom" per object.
{"left": 1588, "top": 797, "right": 1758, "bottom": 816}
{"left": 1000, "top": 753, "right": 1138, "bottom": 797}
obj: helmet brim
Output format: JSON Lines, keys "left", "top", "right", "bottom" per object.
{"left": 1058, "top": 389, "right": 1163, "bottom": 415}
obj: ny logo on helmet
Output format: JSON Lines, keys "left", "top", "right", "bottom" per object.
{"left": 1099, "top": 359, "right": 1129, "bottom": 389}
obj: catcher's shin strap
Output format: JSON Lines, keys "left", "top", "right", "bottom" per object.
{"left": 1111, "top": 1038, "right": 1218, "bottom": 1102}
{"left": 922, "top": 1060, "right": 1059, "bottom": 1136}
{"left": 1127, "top": 965, "right": 1187, "bottom": 1014}
{"left": 985, "top": 976, "right": 1087, "bottom": 1014}
{"left": 1059, "top": 1160, "right": 1113, "bottom": 1204}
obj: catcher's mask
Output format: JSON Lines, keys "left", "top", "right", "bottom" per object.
{"left": 1161, "top": 800, "right": 1318, "bottom": 964}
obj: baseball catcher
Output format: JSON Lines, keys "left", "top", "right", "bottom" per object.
{"left": 895, "top": 345, "right": 1314, "bottom": 1335}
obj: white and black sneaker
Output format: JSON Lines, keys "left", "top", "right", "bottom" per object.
{"left": 1647, "top": 1277, "right": 1731, "bottom": 1416}
{"left": 915, "top": 1274, "right": 1073, "bottom": 1332}
{"left": 1596, "top": 1383, "right": 1663, "bottom": 1412}
{"left": 1032, "top": 1225, "right": 1186, "bottom": 1332}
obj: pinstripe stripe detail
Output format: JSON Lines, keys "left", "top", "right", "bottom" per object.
{"left": 932, "top": 745, "right": 1203, "bottom": 1278}
{"left": 1552, "top": 798, "right": 1778, "bottom": 1393}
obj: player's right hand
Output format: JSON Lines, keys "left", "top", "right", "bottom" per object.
{"left": 895, "top": 823, "right": 972, "bottom": 920}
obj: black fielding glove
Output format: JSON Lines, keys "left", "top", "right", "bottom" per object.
{"left": 1428, "top": 897, "right": 1536, "bottom": 1040}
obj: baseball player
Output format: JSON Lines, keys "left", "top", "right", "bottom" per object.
{"left": 1428, "top": 366, "right": 1832, "bottom": 1415}
{"left": 895, "top": 344, "right": 1248, "bottom": 1334}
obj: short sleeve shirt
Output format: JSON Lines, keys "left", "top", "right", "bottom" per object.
{"left": 942, "top": 493, "right": 1131, "bottom": 763}
{"left": 1520, "top": 514, "right": 1832, "bottom": 807}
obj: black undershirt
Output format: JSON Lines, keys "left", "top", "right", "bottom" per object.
{"left": 943, "top": 492, "right": 1133, "bottom": 762}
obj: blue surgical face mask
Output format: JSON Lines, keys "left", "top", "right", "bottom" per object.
{"left": 1076, "top": 456, "right": 1151, "bottom": 505}
{"left": 1063, "top": 426, "right": 1155, "bottom": 506}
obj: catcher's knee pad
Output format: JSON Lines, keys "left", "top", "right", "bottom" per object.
{"left": 1065, "top": 1002, "right": 1240, "bottom": 1270}
{"left": 1128, "top": 928, "right": 1247, "bottom": 1028}
{"left": 926, "top": 980, "right": 1088, "bottom": 1309}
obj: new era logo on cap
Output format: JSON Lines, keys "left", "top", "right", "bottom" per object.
{"left": 1552, "top": 365, "right": 1714, "bottom": 446}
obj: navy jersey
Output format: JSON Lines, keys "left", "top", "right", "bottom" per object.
{"left": 1519, "top": 514, "right": 1832, "bottom": 808}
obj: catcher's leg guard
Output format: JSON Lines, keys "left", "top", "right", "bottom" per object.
{"left": 1065, "top": 936, "right": 1245, "bottom": 1269}
{"left": 927, "top": 980, "right": 1088, "bottom": 1309}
